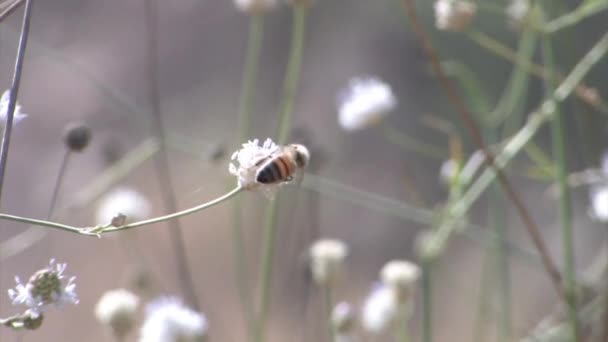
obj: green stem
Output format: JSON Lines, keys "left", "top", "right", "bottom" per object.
{"left": 323, "top": 285, "right": 334, "bottom": 342}
{"left": 255, "top": 6, "right": 308, "bottom": 342}
{"left": 544, "top": 1, "right": 608, "bottom": 34}
{"left": 421, "top": 259, "right": 432, "bottom": 342}
{"left": 233, "top": 14, "right": 265, "bottom": 342}
{"left": 382, "top": 125, "right": 447, "bottom": 160}
{"left": 541, "top": 25, "right": 579, "bottom": 341}
{"left": 396, "top": 302, "right": 411, "bottom": 342}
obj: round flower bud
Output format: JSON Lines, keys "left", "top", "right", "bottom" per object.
{"left": 23, "top": 310, "right": 44, "bottom": 330}
{"left": 95, "top": 289, "right": 140, "bottom": 339}
{"left": 434, "top": 0, "right": 477, "bottom": 32}
{"left": 234, "top": 0, "right": 277, "bottom": 14}
{"left": 309, "top": 239, "right": 348, "bottom": 286}
{"left": 63, "top": 122, "right": 92, "bottom": 152}
{"left": 380, "top": 260, "right": 420, "bottom": 302}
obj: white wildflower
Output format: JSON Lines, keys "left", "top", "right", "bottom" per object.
{"left": 8, "top": 259, "right": 79, "bottom": 313}
{"left": 234, "top": 0, "right": 277, "bottom": 14}
{"left": 434, "top": 0, "right": 477, "bottom": 32}
{"left": 0, "top": 89, "right": 27, "bottom": 125}
{"left": 506, "top": 0, "right": 530, "bottom": 28}
{"left": 140, "top": 297, "right": 208, "bottom": 342}
{"left": 337, "top": 77, "right": 396, "bottom": 131}
{"left": 309, "top": 239, "right": 348, "bottom": 285}
{"left": 590, "top": 186, "right": 608, "bottom": 222}
{"left": 96, "top": 187, "right": 151, "bottom": 226}
{"left": 439, "top": 158, "right": 459, "bottom": 185}
{"left": 229, "top": 138, "right": 281, "bottom": 195}
{"left": 380, "top": 260, "right": 420, "bottom": 302}
{"left": 362, "top": 284, "right": 398, "bottom": 334}
{"left": 95, "top": 289, "right": 140, "bottom": 339}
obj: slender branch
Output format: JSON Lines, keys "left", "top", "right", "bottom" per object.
{"left": 0, "top": 0, "right": 24, "bottom": 23}
{"left": 400, "top": 0, "right": 564, "bottom": 298}
{"left": 544, "top": 1, "right": 608, "bottom": 34}
{"left": 47, "top": 150, "right": 71, "bottom": 218}
{"left": 143, "top": 0, "right": 200, "bottom": 310}
{"left": 0, "top": 0, "right": 33, "bottom": 204}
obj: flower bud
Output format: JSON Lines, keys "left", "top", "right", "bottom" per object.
{"left": 380, "top": 260, "right": 420, "bottom": 303}
{"left": 309, "top": 239, "right": 348, "bottom": 286}
{"left": 63, "top": 122, "right": 92, "bottom": 152}
{"left": 95, "top": 289, "right": 139, "bottom": 339}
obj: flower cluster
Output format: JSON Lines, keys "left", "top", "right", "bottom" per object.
{"left": 8, "top": 259, "right": 79, "bottom": 315}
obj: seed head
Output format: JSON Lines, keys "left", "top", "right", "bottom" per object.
{"left": 434, "top": 0, "right": 477, "bottom": 32}
{"left": 380, "top": 260, "right": 420, "bottom": 302}
{"left": 8, "top": 259, "right": 79, "bottom": 313}
{"left": 140, "top": 297, "right": 208, "bottom": 342}
{"left": 63, "top": 122, "right": 92, "bottom": 152}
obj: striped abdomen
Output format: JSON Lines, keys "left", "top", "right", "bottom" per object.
{"left": 256, "top": 155, "right": 297, "bottom": 184}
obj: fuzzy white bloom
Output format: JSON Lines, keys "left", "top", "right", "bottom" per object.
{"left": 309, "top": 239, "right": 348, "bottom": 285}
{"left": 439, "top": 151, "right": 484, "bottom": 186}
{"left": 0, "top": 89, "right": 27, "bottom": 125}
{"left": 140, "top": 297, "right": 208, "bottom": 342}
{"left": 95, "top": 289, "right": 140, "bottom": 339}
{"left": 590, "top": 186, "right": 608, "bottom": 222}
{"left": 8, "top": 259, "right": 79, "bottom": 314}
{"left": 506, "top": 0, "right": 530, "bottom": 28}
{"left": 380, "top": 260, "right": 420, "bottom": 303}
{"left": 337, "top": 77, "right": 396, "bottom": 131}
{"left": 96, "top": 187, "right": 151, "bottom": 226}
{"left": 439, "top": 159, "right": 459, "bottom": 185}
{"left": 229, "top": 138, "right": 282, "bottom": 195}
{"left": 234, "top": 0, "right": 277, "bottom": 14}
{"left": 362, "top": 284, "right": 398, "bottom": 334}
{"left": 434, "top": 0, "right": 477, "bottom": 32}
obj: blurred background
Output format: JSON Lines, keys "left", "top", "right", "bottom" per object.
{"left": 0, "top": 0, "right": 607, "bottom": 341}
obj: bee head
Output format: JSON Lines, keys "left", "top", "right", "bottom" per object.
{"left": 291, "top": 144, "right": 310, "bottom": 168}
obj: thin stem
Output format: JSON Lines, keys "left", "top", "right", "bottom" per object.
{"left": 544, "top": 1, "right": 608, "bottom": 34}
{"left": 0, "top": 0, "right": 34, "bottom": 205}
{"left": 541, "top": 26, "right": 579, "bottom": 341}
{"left": 492, "top": 186, "right": 512, "bottom": 342}
{"left": 323, "top": 285, "right": 334, "bottom": 342}
{"left": 421, "top": 259, "right": 432, "bottom": 342}
{"left": 143, "top": 0, "right": 200, "bottom": 310}
{"left": 401, "top": 0, "right": 565, "bottom": 299}
{"left": 233, "top": 14, "right": 265, "bottom": 341}
{"left": 395, "top": 303, "right": 411, "bottom": 342}
{"left": 255, "top": 6, "right": 308, "bottom": 342}
{"left": 105, "top": 186, "right": 244, "bottom": 232}
{"left": 47, "top": 150, "right": 71, "bottom": 219}
{"left": 382, "top": 125, "right": 447, "bottom": 160}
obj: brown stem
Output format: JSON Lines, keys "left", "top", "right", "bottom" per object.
{"left": 400, "top": 0, "right": 564, "bottom": 299}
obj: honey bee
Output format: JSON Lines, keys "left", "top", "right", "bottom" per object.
{"left": 255, "top": 144, "right": 310, "bottom": 184}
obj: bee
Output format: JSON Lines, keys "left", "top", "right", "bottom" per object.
{"left": 255, "top": 144, "right": 310, "bottom": 184}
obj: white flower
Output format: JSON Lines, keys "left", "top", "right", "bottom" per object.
{"left": 0, "top": 89, "right": 27, "bottom": 125}
{"left": 96, "top": 187, "right": 151, "bottom": 226}
{"left": 229, "top": 138, "right": 282, "bottom": 195}
{"left": 140, "top": 297, "right": 208, "bottom": 342}
{"left": 8, "top": 259, "right": 79, "bottom": 314}
{"left": 95, "top": 289, "right": 140, "bottom": 339}
{"left": 380, "top": 260, "right": 420, "bottom": 302}
{"left": 506, "top": 0, "right": 530, "bottom": 28}
{"left": 337, "top": 77, "right": 396, "bottom": 131}
{"left": 234, "top": 0, "right": 277, "bottom": 13}
{"left": 434, "top": 0, "right": 477, "bottom": 32}
{"left": 590, "top": 186, "right": 608, "bottom": 222}
{"left": 309, "top": 239, "right": 348, "bottom": 285}
{"left": 362, "top": 284, "right": 398, "bottom": 334}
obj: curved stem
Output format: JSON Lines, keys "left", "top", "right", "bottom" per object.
{"left": 47, "top": 150, "right": 71, "bottom": 219}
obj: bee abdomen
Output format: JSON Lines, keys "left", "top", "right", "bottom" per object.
{"left": 256, "top": 157, "right": 293, "bottom": 184}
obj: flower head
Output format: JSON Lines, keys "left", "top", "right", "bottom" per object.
{"left": 96, "top": 187, "right": 152, "bottom": 226}
{"left": 362, "top": 284, "right": 398, "bottom": 334}
{"left": 434, "top": 0, "right": 477, "bottom": 32}
{"left": 309, "top": 239, "right": 348, "bottom": 286}
{"left": 0, "top": 89, "right": 27, "bottom": 125}
{"left": 506, "top": 0, "right": 531, "bottom": 29}
{"left": 590, "top": 186, "right": 608, "bottom": 222}
{"left": 380, "top": 260, "right": 420, "bottom": 302}
{"left": 337, "top": 77, "right": 396, "bottom": 131}
{"left": 140, "top": 297, "right": 208, "bottom": 342}
{"left": 8, "top": 259, "right": 78, "bottom": 314}
{"left": 234, "top": 0, "right": 277, "bottom": 14}
{"left": 229, "top": 138, "right": 281, "bottom": 194}
{"left": 95, "top": 289, "right": 140, "bottom": 339}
